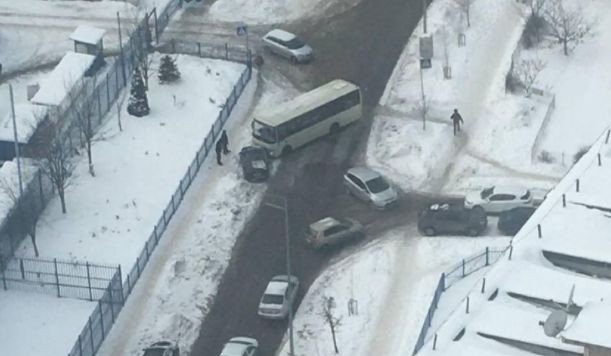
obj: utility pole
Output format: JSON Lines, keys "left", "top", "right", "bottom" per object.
{"left": 265, "top": 196, "right": 294, "bottom": 356}
{"left": 422, "top": 0, "right": 428, "bottom": 34}
{"left": 117, "top": 12, "right": 127, "bottom": 85}
{"left": 9, "top": 84, "right": 24, "bottom": 196}
{"left": 419, "top": 66, "right": 427, "bottom": 131}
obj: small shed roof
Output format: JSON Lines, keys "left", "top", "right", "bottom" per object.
{"left": 70, "top": 25, "right": 106, "bottom": 45}
{"left": 562, "top": 299, "right": 611, "bottom": 349}
{"left": 0, "top": 103, "right": 47, "bottom": 144}
{"left": 31, "top": 52, "right": 96, "bottom": 107}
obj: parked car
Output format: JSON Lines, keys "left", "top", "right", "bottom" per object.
{"left": 220, "top": 337, "right": 258, "bottom": 356}
{"left": 418, "top": 202, "right": 488, "bottom": 236}
{"left": 497, "top": 206, "right": 536, "bottom": 235}
{"left": 305, "top": 217, "right": 364, "bottom": 249}
{"left": 343, "top": 167, "right": 398, "bottom": 209}
{"left": 258, "top": 275, "right": 299, "bottom": 319}
{"left": 464, "top": 185, "right": 533, "bottom": 213}
{"left": 239, "top": 146, "right": 271, "bottom": 182}
{"left": 143, "top": 341, "right": 179, "bottom": 356}
{"left": 262, "top": 29, "right": 313, "bottom": 63}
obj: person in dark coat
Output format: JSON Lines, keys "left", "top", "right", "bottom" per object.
{"left": 220, "top": 130, "right": 230, "bottom": 154}
{"left": 215, "top": 138, "right": 224, "bottom": 165}
{"left": 451, "top": 109, "right": 464, "bottom": 136}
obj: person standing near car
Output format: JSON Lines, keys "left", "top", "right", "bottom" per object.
{"left": 220, "top": 130, "right": 230, "bottom": 154}
{"left": 215, "top": 138, "right": 224, "bottom": 165}
{"left": 451, "top": 109, "right": 464, "bottom": 136}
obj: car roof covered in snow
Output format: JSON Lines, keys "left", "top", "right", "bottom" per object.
{"left": 264, "top": 280, "right": 288, "bottom": 296}
{"left": 489, "top": 185, "right": 530, "bottom": 196}
{"left": 346, "top": 167, "right": 382, "bottom": 182}
{"left": 264, "top": 29, "right": 296, "bottom": 42}
{"left": 70, "top": 25, "right": 105, "bottom": 45}
{"left": 309, "top": 217, "right": 341, "bottom": 233}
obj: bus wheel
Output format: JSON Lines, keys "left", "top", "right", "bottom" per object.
{"left": 329, "top": 123, "right": 340, "bottom": 136}
{"left": 282, "top": 145, "right": 292, "bottom": 156}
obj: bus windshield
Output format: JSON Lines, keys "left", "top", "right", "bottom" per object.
{"left": 253, "top": 120, "right": 277, "bottom": 143}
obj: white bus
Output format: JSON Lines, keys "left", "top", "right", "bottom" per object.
{"left": 251, "top": 79, "right": 362, "bottom": 157}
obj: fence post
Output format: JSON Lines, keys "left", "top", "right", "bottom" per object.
{"left": 78, "top": 334, "right": 83, "bottom": 356}
{"left": 198, "top": 42, "right": 201, "bottom": 57}
{"left": 136, "top": 256, "right": 141, "bottom": 276}
{"left": 481, "top": 278, "right": 486, "bottom": 294}
{"left": 562, "top": 194, "right": 566, "bottom": 207}
{"left": 1, "top": 255, "right": 6, "bottom": 290}
{"left": 537, "top": 224, "right": 542, "bottom": 238}
{"left": 88, "top": 317, "right": 95, "bottom": 353}
{"left": 466, "top": 296, "right": 470, "bottom": 314}
{"left": 19, "top": 258, "right": 24, "bottom": 280}
{"left": 576, "top": 179, "right": 580, "bottom": 192}
{"left": 441, "top": 272, "right": 446, "bottom": 291}
{"left": 598, "top": 153, "right": 602, "bottom": 166}
{"left": 98, "top": 300, "right": 105, "bottom": 339}
{"left": 433, "top": 334, "right": 438, "bottom": 350}
{"left": 485, "top": 247, "right": 489, "bottom": 266}
{"left": 86, "top": 262, "right": 93, "bottom": 301}
{"left": 106, "top": 72, "right": 111, "bottom": 109}
{"left": 461, "top": 259, "right": 465, "bottom": 277}
{"left": 54, "top": 258, "right": 60, "bottom": 297}
{"left": 509, "top": 245, "right": 514, "bottom": 260}
{"left": 606, "top": 129, "right": 610, "bottom": 144}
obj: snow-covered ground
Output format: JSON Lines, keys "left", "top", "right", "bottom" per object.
{"left": 0, "top": 54, "right": 245, "bottom": 355}
{"left": 0, "top": 290, "right": 95, "bottom": 356}
{"left": 209, "top": 0, "right": 361, "bottom": 24}
{"left": 276, "top": 228, "right": 509, "bottom": 356}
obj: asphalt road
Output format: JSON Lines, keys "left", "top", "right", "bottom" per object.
{"left": 189, "top": 0, "right": 429, "bottom": 355}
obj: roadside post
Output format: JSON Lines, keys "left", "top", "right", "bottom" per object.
{"left": 237, "top": 24, "right": 249, "bottom": 54}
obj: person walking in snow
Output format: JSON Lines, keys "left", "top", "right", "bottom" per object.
{"left": 451, "top": 109, "right": 464, "bottom": 136}
{"left": 215, "top": 138, "right": 224, "bottom": 165}
{"left": 220, "top": 130, "right": 230, "bottom": 154}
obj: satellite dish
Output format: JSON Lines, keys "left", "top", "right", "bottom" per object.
{"left": 543, "top": 309, "right": 568, "bottom": 337}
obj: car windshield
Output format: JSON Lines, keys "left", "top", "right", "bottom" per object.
{"left": 481, "top": 187, "right": 494, "bottom": 199}
{"left": 366, "top": 176, "right": 389, "bottom": 193}
{"left": 252, "top": 120, "right": 277, "bottom": 143}
{"left": 143, "top": 349, "right": 166, "bottom": 356}
{"left": 285, "top": 37, "right": 305, "bottom": 49}
{"left": 262, "top": 293, "right": 284, "bottom": 305}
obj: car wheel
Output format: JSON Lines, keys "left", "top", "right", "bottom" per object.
{"left": 423, "top": 227, "right": 436, "bottom": 236}
{"left": 290, "top": 56, "right": 298, "bottom": 64}
{"left": 329, "top": 123, "right": 340, "bottom": 136}
{"left": 281, "top": 145, "right": 292, "bottom": 156}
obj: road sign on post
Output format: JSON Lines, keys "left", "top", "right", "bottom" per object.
{"left": 236, "top": 24, "right": 249, "bottom": 53}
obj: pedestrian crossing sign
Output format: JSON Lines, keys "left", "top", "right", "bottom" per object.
{"left": 237, "top": 25, "right": 248, "bottom": 36}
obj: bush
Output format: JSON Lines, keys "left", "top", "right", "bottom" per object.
{"left": 522, "top": 14, "right": 546, "bottom": 49}
{"left": 538, "top": 150, "right": 555, "bottom": 164}
{"left": 573, "top": 146, "right": 590, "bottom": 164}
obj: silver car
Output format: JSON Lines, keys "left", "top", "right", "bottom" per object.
{"left": 344, "top": 167, "right": 398, "bottom": 209}
{"left": 219, "top": 337, "right": 258, "bottom": 356}
{"left": 464, "top": 185, "right": 533, "bottom": 214}
{"left": 306, "top": 217, "right": 364, "bottom": 249}
{"left": 262, "top": 29, "right": 313, "bottom": 63}
{"left": 257, "top": 275, "right": 299, "bottom": 319}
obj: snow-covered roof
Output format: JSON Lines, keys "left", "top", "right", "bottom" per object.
{"left": 69, "top": 25, "right": 105, "bottom": 45}
{"left": 417, "top": 129, "right": 611, "bottom": 356}
{"left": 0, "top": 103, "right": 47, "bottom": 143}
{"left": 31, "top": 52, "right": 96, "bottom": 107}
{"left": 265, "top": 29, "right": 296, "bottom": 42}
{"left": 562, "top": 299, "right": 611, "bottom": 348}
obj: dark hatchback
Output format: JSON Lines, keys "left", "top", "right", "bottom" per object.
{"left": 497, "top": 207, "right": 536, "bottom": 235}
{"left": 239, "top": 146, "right": 271, "bottom": 183}
{"left": 418, "top": 202, "right": 488, "bottom": 236}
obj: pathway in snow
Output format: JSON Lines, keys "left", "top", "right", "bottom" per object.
{"left": 464, "top": 148, "right": 561, "bottom": 183}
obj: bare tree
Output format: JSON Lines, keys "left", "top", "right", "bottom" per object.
{"left": 1, "top": 175, "right": 41, "bottom": 257}
{"left": 514, "top": 58, "right": 547, "bottom": 94}
{"left": 320, "top": 295, "right": 342, "bottom": 354}
{"left": 544, "top": 1, "right": 594, "bottom": 56}
{"left": 69, "top": 76, "right": 99, "bottom": 177}
{"left": 115, "top": 88, "right": 127, "bottom": 131}
{"left": 455, "top": 0, "right": 472, "bottom": 28}
{"left": 523, "top": 0, "right": 547, "bottom": 47}
{"left": 36, "top": 130, "right": 73, "bottom": 214}
{"left": 125, "top": 7, "right": 155, "bottom": 90}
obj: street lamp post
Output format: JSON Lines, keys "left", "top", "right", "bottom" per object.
{"left": 264, "top": 195, "right": 294, "bottom": 356}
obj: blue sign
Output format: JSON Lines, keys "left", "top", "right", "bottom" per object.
{"left": 237, "top": 25, "right": 248, "bottom": 36}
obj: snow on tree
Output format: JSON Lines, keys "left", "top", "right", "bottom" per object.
{"left": 455, "top": 0, "right": 472, "bottom": 28}
{"left": 514, "top": 58, "right": 547, "bottom": 94}
{"left": 127, "top": 67, "right": 150, "bottom": 117}
{"left": 544, "top": 1, "right": 594, "bottom": 56}
{"left": 158, "top": 55, "right": 181, "bottom": 84}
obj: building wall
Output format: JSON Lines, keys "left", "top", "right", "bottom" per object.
{"left": 586, "top": 345, "right": 611, "bottom": 356}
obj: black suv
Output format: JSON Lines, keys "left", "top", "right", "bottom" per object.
{"left": 418, "top": 202, "right": 487, "bottom": 236}
{"left": 497, "top": 207, "right": 535, "bottom": 235}
{"left": 239, "top": 146, "right": 271, "bottom": 183}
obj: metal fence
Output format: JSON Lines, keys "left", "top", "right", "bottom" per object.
{"left": 0, "top": 255, "right": 121, "bottom": 301}
{"left": 158, "top": 39, "right": 253, "bottom": 64}
{"left": 530, "top": 93, "right": 556, "bottom": 163}
{"left": 412, "top": 246, "right": 509, "bottom": 355}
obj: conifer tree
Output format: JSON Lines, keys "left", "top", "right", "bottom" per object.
{"left": 127, "top": 66, "right": 150, "bottom": 117}
{"left": 158, "top": 55, "right": 181, "bottom": 84}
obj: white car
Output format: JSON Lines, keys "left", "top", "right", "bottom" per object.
{"left": 464, "top": 185, "right": 533, "bottom": 213}
{"left": 262, "top": 29, "right": 313, "bottom": 63}
{"left": 258, "top": 275, "right": 299, "bottom": 319}
{"left": 343, "top": 167, "right": 398, "bottom": 209}
{"left": 220, "top": 337, "right": 258, "bottom": 356}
